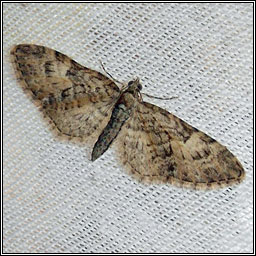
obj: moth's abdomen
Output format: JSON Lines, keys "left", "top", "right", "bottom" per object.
{"left": 92, "top": 103, "right": 131, "bottom": 161}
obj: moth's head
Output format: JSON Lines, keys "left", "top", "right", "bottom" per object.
{"left": 127, "top": 78, "right": 142, "bottom": 92}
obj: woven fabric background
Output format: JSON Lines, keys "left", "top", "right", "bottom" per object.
{"left": 3, "top": 3, "right": 253, "bottom": 253}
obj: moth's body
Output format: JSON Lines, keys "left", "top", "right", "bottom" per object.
{"left": 10, "top": 44, "right": 245, "bottom": 189}
{"left": 92, "top": 80, "right": 141, "bottom": 161}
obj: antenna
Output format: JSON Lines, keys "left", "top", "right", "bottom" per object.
{"left": 99, "top": 61, "right": 121, "bottom": 84}
{"left": 141, "top": 92, "right": 178, "bottom": 101}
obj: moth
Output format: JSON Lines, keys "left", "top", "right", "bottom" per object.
{"left": 10, "top": 44, "right": 245, "bottom": 189}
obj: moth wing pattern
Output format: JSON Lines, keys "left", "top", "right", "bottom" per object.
{"left": 116, "top": 101, "right": 245, "bottom": 189}
{"left": 10, "top": 44, "right": 120, "bottom": 143}
{"left": 10, "top": 44, "right": 245, "bottom": 189}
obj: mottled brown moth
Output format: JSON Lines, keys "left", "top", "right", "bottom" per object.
{"left": 10, "top": 44, "right": 245, "bottom": 189}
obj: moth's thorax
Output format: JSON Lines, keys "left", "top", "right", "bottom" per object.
{"left": 118, "top": 89, "right": 140, "bottom": 109}
{"left": 118, "top": 78, "right": 142, "bottom": 105}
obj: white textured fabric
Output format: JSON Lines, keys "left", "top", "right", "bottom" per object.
{"left": 3, "top": 3, "right": 253, "bottom": 253}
